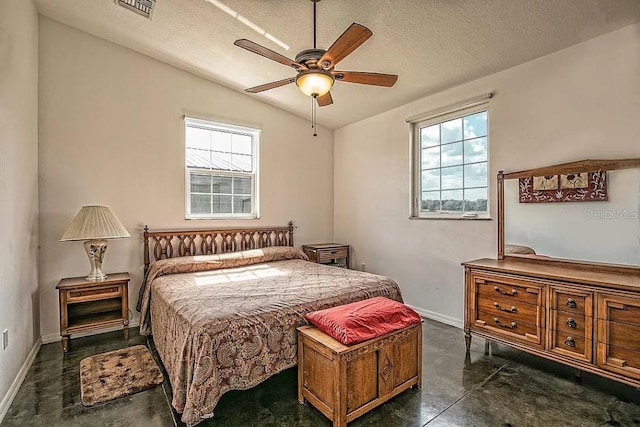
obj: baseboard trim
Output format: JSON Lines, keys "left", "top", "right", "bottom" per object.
{"left": 0, "top": 337, "right": 42, "bottom": 424}
{"left": 41, "top": 321, "right": 140, "bottom": 345}
{"left": 408, "top": 305, "right": 463, "bottom": 329}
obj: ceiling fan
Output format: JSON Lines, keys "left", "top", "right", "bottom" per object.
{"left": 233, "top": 0, "right": 398, "bottom": 110}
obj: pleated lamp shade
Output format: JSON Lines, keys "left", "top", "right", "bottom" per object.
{"left": 60, "top": 206, "right": 130, "bottom": 241}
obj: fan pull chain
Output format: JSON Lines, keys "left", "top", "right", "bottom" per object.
{"left": 312, "top": 95, "right": 318, "bottom": 137}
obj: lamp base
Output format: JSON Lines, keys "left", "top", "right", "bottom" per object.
{"left": 84, "top": 239, "right": 108, "bottom": 281}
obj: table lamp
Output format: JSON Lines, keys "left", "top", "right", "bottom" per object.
{"left": 60, "top": 206, "right": 130, "bottom": 280}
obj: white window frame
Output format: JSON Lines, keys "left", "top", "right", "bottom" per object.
{"left": 409, "top": 102, "right": 490, "bottom": 220}
{"left": 184, "top": 117, "right": 260, "bottom": 220}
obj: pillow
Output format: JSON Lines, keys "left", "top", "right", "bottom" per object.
{"left": 304, "top": 296, "right": 421, "bottom": 345}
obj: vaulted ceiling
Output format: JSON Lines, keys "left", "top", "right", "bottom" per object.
{"left": 35, "top": 0, "right": 640, "bottom": 129}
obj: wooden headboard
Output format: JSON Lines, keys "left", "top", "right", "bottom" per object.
{"left": 143, "top": 221, "right": 294, "bottom": 275}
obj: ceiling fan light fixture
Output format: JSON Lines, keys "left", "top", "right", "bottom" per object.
{"left": 234, "top": 0, "right": 397, "bottom": 136}
{"left": 296, "top": 70, "right": 335, "bottom": 97}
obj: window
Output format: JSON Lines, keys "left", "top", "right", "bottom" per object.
{"left": 411, "top": 106, "right": 488, "bottom": 218}
{"left": 184, "top": 117, "right": 259, "bottom": 219}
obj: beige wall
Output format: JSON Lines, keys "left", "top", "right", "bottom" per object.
{"left": 334, "top": 24, "right": 640, "bottom": 326}
{"left": 38, "top": 17, "right": 334, "bottom": 340}
{"left": 0, "top": 0, "right": 39, "bottom": 416}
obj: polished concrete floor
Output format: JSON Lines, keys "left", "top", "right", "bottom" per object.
{"left": 3, "top": 319, "right": 640, "bottom": 426}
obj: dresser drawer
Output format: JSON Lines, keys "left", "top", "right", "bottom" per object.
{"left": 606, "top": 301, "right": 640, "bottom": 326}
{"left": 606, "top": 320, "right": 640, "bottom": 351}
{"left": 551, "top": 310, "right": 590, "bottom": 339}
{"left": 472, "top": 310, "right": 543, "bottom": 347}
{"left": 476, "top": 294, "right": 539, "bottom": 323}
{"left": 66, "top": 285, "right": 122, "bottom": 303}
{"left": 597, "top": 294, "right": 640, "bottom": 348}
{"left": 473, "top": 273, "right": 544, "bottom": 306}
{"left": 596, "top": 293, "right": 640, "bottom": 380}
{"left": 550, "top": 331, "right": 592, "bottom": 362}
{"left": 315, "top": 247, "right": 349, "bottom": 263}
{"left": 597, "top": 342, "right": 640, "bottom": 380}
{"left": 551, "top": 289, "right": 593, "bottom": 317}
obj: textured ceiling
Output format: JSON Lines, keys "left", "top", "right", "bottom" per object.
{"left": 35, "top": 0, "right": 640, "bottom": 129}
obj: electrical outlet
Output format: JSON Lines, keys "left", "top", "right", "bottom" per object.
{"left": 360, "top": 263, "right": 366, "bottom": 272}
{"left": 2, "top": 329, "right": 7, "bottom": 350}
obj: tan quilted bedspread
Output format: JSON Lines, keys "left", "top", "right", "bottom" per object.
{"left": 137, "top": 248, "right": 402, "bottom": 426}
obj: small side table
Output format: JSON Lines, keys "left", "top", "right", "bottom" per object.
{"left": 56, "top": 272, "right": 130, "bottom": 352}
{"left": 302, "top": 243, "right": 350, "bottom": 268}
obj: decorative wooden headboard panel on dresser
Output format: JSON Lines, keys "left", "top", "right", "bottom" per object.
{"left": 463, "top": 159, "right": 640, "bottom": 387}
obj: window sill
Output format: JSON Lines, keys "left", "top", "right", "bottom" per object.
{"left": 409, "top": 214, "right": 492, "bottom": 221}
{"left": 186, "top": 214, "right": 259, "bottom": 220}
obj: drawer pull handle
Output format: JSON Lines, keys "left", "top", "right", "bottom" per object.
{"left": 564, "top": 337, "right": 575, "bottom": 348}
{"left": 566, "top": 318, "right": 577, "bottom": 329}
{"left": 566, "top": 298, "right": 577, "bottom": 309}
{"left": 494, "top": 318, "right": 517, "bottom": 329}
{"left": 493, "top": 302, "right": 517, "bottom": 313}
{"left": 494, "top": 286, "right": 517, "bottom": 296}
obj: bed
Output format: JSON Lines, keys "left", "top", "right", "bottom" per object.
{"left": 136, "top": 223, "right": 403, "bottom": 426}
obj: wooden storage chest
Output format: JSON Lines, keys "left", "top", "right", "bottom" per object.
{"left": 297, "top": 323, "right": 422, "bottom": 427}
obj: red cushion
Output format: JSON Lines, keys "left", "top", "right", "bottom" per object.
{"left": 304, "top": 297, "right": 422, "bottom": 345}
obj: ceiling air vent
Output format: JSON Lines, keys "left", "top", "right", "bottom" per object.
{"left": 115, "top": 0, "right": 156, "bottom": 19}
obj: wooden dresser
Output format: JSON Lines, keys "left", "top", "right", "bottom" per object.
{"left": 463, "top": 158, "right": 640, "bottom": 387}
{"left": 464, "top": 257, "right": 640, "bottom": 387}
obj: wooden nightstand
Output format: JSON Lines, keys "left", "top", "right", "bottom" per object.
{"left": 56, "top": 272, "right": 130, "bottom": 352}
{"left": 302, "top": 243, "right": 350, "bottom": 268}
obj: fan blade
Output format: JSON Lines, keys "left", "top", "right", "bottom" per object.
{"left": 319, "top": 23, "right": 372, "bottom": 69}
{"left": 234, "top": 39, "right": 306, "bottom": 71}
{"left": 333, "top": 71, "right": 398, "bottom": 87}
{"left": 316, "top": 92, "right": 333, "bottom": 107}
{"left": 245, "top": 77, "right": 296, "bottom": 93}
